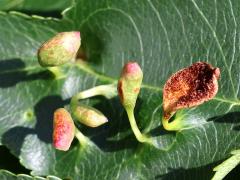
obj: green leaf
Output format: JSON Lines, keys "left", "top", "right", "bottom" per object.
{"left": 212, "top": 150, "right": 240, "bottom": 180}
{"left": 0, "top": 0, "right": 71, "bottom": 12}
{"left": 0, "top": 0, "right": 240, "bottom": 179}
{"left": 0, "top": 169, "right": 61, "bottom": 180}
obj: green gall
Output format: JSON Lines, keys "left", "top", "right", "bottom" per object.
{"left": 118, "top": 62, "right": 143, "bottom": 109}
{"left": 38, "top": 31, "right": 81, "bottom": 67}
{"left": 73, "top": 105, "right": 108, "bottom": 127}
{"left": 53, "top": 108, "right": 75, "bottom": 151}
{"left": 117, "top": 62, "right": 152, "bottom": 144}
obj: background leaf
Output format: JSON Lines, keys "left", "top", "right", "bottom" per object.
{"left": 0, "top": 0, "right": 72, "bottom": 18}
{"left": 0, "top": 146, "right": 29, "bottom": 174}
{"left": 0, "top": 0, "right": 240, "bottom": 179}
{"left": 0, "top": 169, "right": 61, "bottom": 180}
{"left": 212, "top": 150, "right": 240, "bottom": 180}
{"left": 0, "top": 0, "right": 71, "bottom": 12}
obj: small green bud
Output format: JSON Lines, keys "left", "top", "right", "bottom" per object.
{"left": 53, "top": 108, "right": 75, "bottom": 151}
{"left": 73, "top": 105, "right": 108, "bottom": 127}
{"left": 118, "top": 62, "right": 143, "bottom": 109}
{"left": 38, "top": 31, "right": 81, "bottom": 67}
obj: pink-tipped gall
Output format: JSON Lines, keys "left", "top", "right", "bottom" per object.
{"left": 53, "top": 108, "right": 75, "bottom": 151}
{"left": 118, "top": 62, "right": 143, "bottom": 109}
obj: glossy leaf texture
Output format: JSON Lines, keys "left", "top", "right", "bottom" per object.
{"left": 0, "top": 0, "right": 240, "bottom": 179}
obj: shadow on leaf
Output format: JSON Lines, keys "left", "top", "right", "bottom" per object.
{"left": 0, "top": 59, "right": 53, "bottom": 88}
{"left": 155, "top": 159, "right": 240, "bottom": 180}
{"left": 155, "top": 161, "right": 219, "bottom": 180}
{"left": 74, "top": 96, "right": 143, "bottom": 152}
{"left": 207, "top": 111, "right": 240, "bottom": 131}
{"left": 2, "top": 95, "right": 68, "bottom": 156}
{"left": 149, "top": 125, "right": 175, "bottom": 137}
{"left": 17, "top": 10, "right": 62, "bottom": 18}
{"left": 80, "top": 25, "right": 104, "bottom": 65}
{"left": 1, "top": 127, "right": 34, "bottom": 156}
{"left": 34, "top": 95, "right": 68, "bottom": 143}
{"left": 0, "top": 146, "right": 30, "bottom": 174}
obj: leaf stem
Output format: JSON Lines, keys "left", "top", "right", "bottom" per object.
{"left": 162, "top": 115, "right": 182, "bottom": 131}
{"left": 126, "top": 108, "right": 152, "bottom": 144}
{"left": 70, "top": 83, "right": 117, "bottom": 114}
{"left": 75, "top": 127, "right": 88, "bottom": 147}
{"left": 75, "top": 84, "right": 117, "bottom": 100}
{"left": 47, "top": 66, "right": 64, "bottom": 78}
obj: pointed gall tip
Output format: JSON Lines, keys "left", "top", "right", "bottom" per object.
{"left": 74, "top": 31, "right": 80, "bottom": 38}
{"left": 213, "top": 67, "right": 220, "bottom": 80}
{"left": 123, "top": 62, "right": 142, "bottom": 76}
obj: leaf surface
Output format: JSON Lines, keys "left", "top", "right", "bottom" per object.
{"left": 0, "top": 169, "right": 61, "bottom": 180}
{"left": 0, "top": 0, "right": 240, "bottom": 179}
{"left": 0, "top": 0, "right": 71, "bottom": 12}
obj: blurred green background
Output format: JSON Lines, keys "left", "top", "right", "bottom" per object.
{"left": 0, "top": 0, "right": 71, "bottom": 17}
